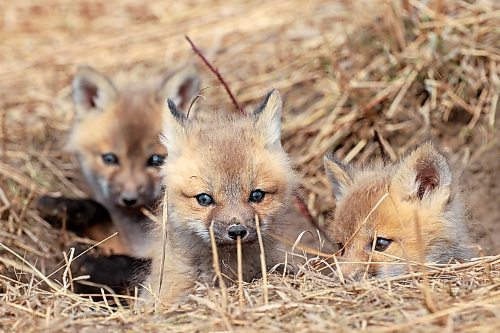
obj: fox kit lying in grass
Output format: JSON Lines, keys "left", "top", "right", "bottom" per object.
{"left": 143, "top": 90, "right": 309, "bottom": 304}
{"left": 38, "top": 65, "right": 200, "bottom": 258}
{"left": 323, "top": 142, "right": 474, "bottom": 280}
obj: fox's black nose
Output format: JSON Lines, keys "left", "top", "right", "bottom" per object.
{"left": 121, "top": 197, "right": 138, "bottom": 207}
{"left": 227, "top": 224, "right": 247, "bottom": 240}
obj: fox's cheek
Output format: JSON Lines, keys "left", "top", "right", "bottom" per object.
{"left": 171, "top": 196, "right": 214, "bottom": 226}
{"left": 96, "top": 177, "right": 111, "bottom": 199}
{"left": 336, "top": 262, "right": 364, "bottom": 281}
{"left": 369, "top": 245, "right": 413, "bottom": 277}
{"left": 369, "top": 259, "right": 408, "bottom": 278}
{"left": 254, "top": 193, "right": 286, "bottom": 215}
{"left": 79, "top": 154, "right": 117, "bottom": 199}
{"left": 87, "top": 154, "right": 117, "bottom": 178}
{"left": 153, "top": 183, "right": 163, "bottom": 199}
{"left": 383, "top": 239, "right": 417, "bottom": 262}
{"left": 144, "top": 169, "right": 163, "bottom": 200}
{"left": 146, "top": 166, "right": 162, "bottom": 179}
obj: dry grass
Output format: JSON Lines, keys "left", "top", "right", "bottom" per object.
{"left": 0, "top": 0, "right": 499, "bottom": 332}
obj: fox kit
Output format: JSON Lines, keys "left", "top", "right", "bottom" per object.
{"left": 323, "top": 142, "right": 473, "bottom": 280}
{"left": 144, "top": 90, "right": 304, "bottom": 304}
{"left": 64, "top": 65, "right": 200, "bottom": 257}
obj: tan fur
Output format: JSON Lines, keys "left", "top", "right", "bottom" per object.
{"left": 67, "top": 65, "right": 200, "bottom": 257}
{"left": 144, "top": 90, "right": 309, "bottom": 305}
{"left": 324, "top": 142, "right": 473, "bottom": 280}
{"left": 69, "top": 86, "right": 165, "bottom": 204}
{"left": 85, "top": 224, "right": 127, "bottom": 255}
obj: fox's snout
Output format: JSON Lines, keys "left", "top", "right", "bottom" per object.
{"left": 335, "top": 261, "right": 367, "bottom": 281}
{"left": 227, "top": 223, "right": 248, "bottom": 240}
{"left": 207, "top": 204, "right": 256, "bottom": 242}
{"left": 119, "top": 190, "right": 141, "bottom": 207}
{"left": 110, "top": 177, "right": 155, "bottom": 208}
{"left": 211, "top": 215, "right": 257, "bottom": 245}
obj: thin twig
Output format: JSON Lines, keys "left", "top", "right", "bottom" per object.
{"left": 61, "top": 247, "right": 75, "bottom": 292}
{"left": 209, "top": 221, "right": 228, "bottom": 310}
{"left": 237, "top": 235, "right": 244, "bottom": 310}
{"left": 255, "top": 214, "right": 269, "bottom": 305}
{"left": 158, "top": 189, "right": 169, "bottom": 296}
{"left": 374, "top": 129, "right": 397, "bottom": 162}
{"left": 186, "top": 94, "right": 207, "bottom": 119}
{"left": 414, "top": 210, "right": 444, "bottom": 324}
{"left": 363, "top": 230, "right": 378, "bottom": 280}
{"left": 32, "top": 232, "right": 119, "bottom": 290}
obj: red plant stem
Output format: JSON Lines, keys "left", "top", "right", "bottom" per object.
{"left": 186, "top": 35, "right": 316, "bottom": 226}
{"left": 293, "top": 195, "right": 318, "bottom": 229}
{"left": 185, "top": 35, "right": 244, "bottom": 115}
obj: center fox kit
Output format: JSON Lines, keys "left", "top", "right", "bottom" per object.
{"left": 323, "top": 142, "right": 474, "bottom": 280}
{"left": 144, "top": 90, "right": 304, "bottom": 304}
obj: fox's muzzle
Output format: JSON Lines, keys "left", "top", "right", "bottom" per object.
{"left": 211, "top": 218, "right": 257, "bottom": 245}
{"left": 227, "top": 224, "right": 248, "bottom": 240}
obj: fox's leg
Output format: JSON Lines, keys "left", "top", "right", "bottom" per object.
{"left": 264, "top": 238, "right": 303, "bottom": 276}
{"left": 36, "top": 196, "right": 145, "bottom": 299}
{"left": 36, "top": 194, "right": 129, "bottom": 256}
{"left": 143, "top": 242, "right": 197, "bottom": 306}
{"left": 35, "top": 195, "right": 111, "bottom": 233}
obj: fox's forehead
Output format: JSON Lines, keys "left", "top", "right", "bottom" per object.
{"left": 334, "top": 177, "right": 391, "bottom": 240}
{"left": 186, "top": 116, "right": 260, "bottom": 144}
{"left": 183, "top": 116, "right": 264, "bottom": 165}
{"left": 165, "top": 116, "right": 291, "bottom": 194}
{"left": 73, "top": 92, "right": 165, "bottom": 156}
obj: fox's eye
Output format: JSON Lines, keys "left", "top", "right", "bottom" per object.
{"left": 102, "top": 153, "right": 119, "bottom": 165}
{"left": 374, "top": 237, "right": 392, "bottom": 252}
{"left": 249, "top": 189, "right": 265, "bottom": 203}
{"left": 196, "top": 193, "right": 214, "bottom": 206}
{"left": 147, "top": 154, "right": 165, "bottom": 167}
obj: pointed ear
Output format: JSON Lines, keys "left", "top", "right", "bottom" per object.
{"left": 253, "top": 89, "right": 282, "bottom": 148}
{"left": 72, "top": 66, "right": 117, "bottom": 113}
{"left": 156, "top": 66, "right": 201, "bottom": 110}
{"left": 391, "top": 142, "right": 452, "bottom": 202}
{"left": 161, "top": 99, "right": 187, "bottom": 156}
{"left": 323, "top": 153, "right": 353, "bottom": 202}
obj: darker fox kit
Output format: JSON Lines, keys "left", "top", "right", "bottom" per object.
{"left": 65, "top": 65, "right": 201, "bottom": 257}
{"left": 37, "top": 65, "right": 201, "bottom": 261}
{"left": 34, "top": 65, "right": 200, "bottom": 296}
{"left": 144, "top": 89, "right": 309, "bottom": 304}
{"left": 323, "top": 142, "right": 474, "bottom": 280}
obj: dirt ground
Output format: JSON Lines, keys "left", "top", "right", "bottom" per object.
{"left": 464, "top": 130, "right": 500, "bottom": 254}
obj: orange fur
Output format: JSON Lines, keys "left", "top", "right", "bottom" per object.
{"left": 144, "top": 90, "right": 311, "bottom": 305}
{"left": 324, "top": 142, "right": 474, "bottom": 279}
{"left": 67, "top": 65, "right": 200, "bottom": 257}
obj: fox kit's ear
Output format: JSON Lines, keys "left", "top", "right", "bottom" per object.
{"left": 157, "top": 65, "right": 201, "bottom": 110}
{"left": 323, "top": 153, "right": 353, "bottom": 202}
{"left": 162, "top": 99, "right": 187, "bottom": 156}
{"left": 253, "top": 89, "right": 282, "bottom": 148}
{"left": 72, "top": 66, "right": 117, "bottom": 113}
{"left": 391, "top": 142, "right": 452, "bottom": 203}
